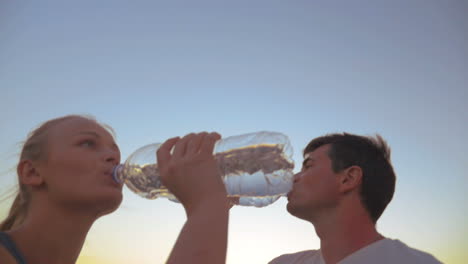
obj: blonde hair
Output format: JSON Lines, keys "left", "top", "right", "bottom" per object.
{"left": 0, "top": 115, "right": 113, "bottom": 231}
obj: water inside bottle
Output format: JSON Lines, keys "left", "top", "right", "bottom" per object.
{"left": 120, "top": 143, "right": 294, "bottom": 207}
{"left": 217, "top": 144, "right": 294, "bottom": 199}
{"left": 118, "top": 163, "right": 173, "bottom": 200}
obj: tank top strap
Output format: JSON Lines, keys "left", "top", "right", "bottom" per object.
{"left": 0, "top": 232, "right": 27, "bottom": 264}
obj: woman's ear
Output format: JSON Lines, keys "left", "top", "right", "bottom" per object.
{"left": 17, "top": 160, "right": 44, "bottom": 186}
{"left": 339, "top": 165, "right": 363, "bottom": 193}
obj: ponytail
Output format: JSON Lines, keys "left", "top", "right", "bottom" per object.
{"left": 0, "top": 191, "right": 28, "bottom": 231}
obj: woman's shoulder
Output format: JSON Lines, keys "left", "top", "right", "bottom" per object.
{"left": 0, "top": 232, "right": 25, "bottom": 264}
{"left": 0, "top": 243, "right": 20, "bottom": 264}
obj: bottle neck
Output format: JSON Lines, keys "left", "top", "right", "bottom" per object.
{"left": 112, "top": 164, "right": 124, "bottom": 184}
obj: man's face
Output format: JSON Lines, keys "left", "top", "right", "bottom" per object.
{"left": 286, "top": 144, "right": 342, "bottom": 220}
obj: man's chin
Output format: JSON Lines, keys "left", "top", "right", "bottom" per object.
{"left": 286, "top": 201, "right": 296, "bottom": 215}
{"left": 286, "top": 202, "right": 310, "bottom": 220}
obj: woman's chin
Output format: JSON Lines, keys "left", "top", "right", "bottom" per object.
{"left": 91, "top": 190, "right": 123, "bottom": 217}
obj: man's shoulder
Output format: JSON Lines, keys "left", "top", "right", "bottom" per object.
{"left": 269, "top": 249, "right": 322, "bottom": 264}
{"left": 382, "top": 239, "right": 443, "bottom": 264}
{"left": 343, "top": 238, "right": 443, "bottom": 264}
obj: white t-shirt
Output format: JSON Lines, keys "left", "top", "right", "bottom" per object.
{"left": 269, "top": 238, "right": 442, "bottom": 264}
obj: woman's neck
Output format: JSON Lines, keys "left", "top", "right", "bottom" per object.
{"left": 7, "top": 203, "right": 96, "bottom": 264}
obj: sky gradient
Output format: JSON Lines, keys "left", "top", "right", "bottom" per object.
{"left": 1, "top": 1, "right": 467, "bottom": 263}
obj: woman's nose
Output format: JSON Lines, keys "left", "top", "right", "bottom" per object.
{"left": 104, "top": 147, "right": 120, "bottom": 165}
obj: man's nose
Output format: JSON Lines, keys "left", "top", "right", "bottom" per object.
{"left": 293, "top": 172, "right": 302, "bottom": 183}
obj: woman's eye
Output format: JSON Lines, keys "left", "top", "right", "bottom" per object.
{"left": 80, "top": 140, "right": 95, "bottom": 147}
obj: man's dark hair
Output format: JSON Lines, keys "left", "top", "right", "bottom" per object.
{"left": 304, "top": 133, "right": 396, "bottom": 222}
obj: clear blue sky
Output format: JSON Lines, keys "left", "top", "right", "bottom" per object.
{"left": 1, "top": 1, "right": 467, "bottom": 263}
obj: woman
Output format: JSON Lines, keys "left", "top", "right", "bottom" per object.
{"left": 0, "top": 115, "right": 229, "bottom": 264}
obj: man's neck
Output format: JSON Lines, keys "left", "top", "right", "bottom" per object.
{"left": 312, "top": 205, "right": 383, "bottom": 264}
{"left": 8, "top": 204, "right": 96, "bottom": 264}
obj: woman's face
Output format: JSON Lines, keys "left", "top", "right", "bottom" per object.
{"left": 37, "top": 117, "right": 123, "bottom": 217}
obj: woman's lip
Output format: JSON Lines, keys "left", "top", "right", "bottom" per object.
{"left": 104, "top": 172, "right": 123, "bottom": 188}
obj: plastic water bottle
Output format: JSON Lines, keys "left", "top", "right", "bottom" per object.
{"left": 113, "top": 131, "right": 295, "bottom": 207}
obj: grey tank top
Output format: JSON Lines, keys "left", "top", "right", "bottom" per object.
{"left": 0, "top": 232, "right": 27, "bottom": 264}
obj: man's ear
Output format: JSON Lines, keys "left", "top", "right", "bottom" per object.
{"left": 17, "top": 160, "right": 44, "bottom": 187}
{"left": 339, "top": 165, "right": 362, "bottom": 193}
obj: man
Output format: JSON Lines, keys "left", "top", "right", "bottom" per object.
{"left": 269, "top": 133, "right": 441, "bottom": 264}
